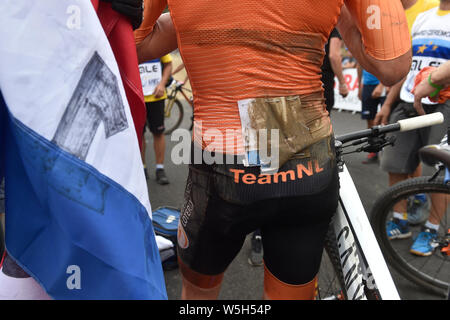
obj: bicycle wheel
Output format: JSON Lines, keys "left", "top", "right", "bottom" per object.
{"left": 318, "top": 223, "right": 348, "bottom": 300}
{"left": 371, "top": 176, "right": 450, "bottom": 297}
{"left": 164, "top": 99, "right": 184, "bottom": 136}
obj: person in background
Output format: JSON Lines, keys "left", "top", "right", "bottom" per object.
{"left": 341, "top": 48, "right": 357, "bottom": 69}
{"left": 374, "top": 0, "right": 449, "bottom": 257}
{"left": 321, "top": 28, "right": 349, "bottom": 114}
{"left": 139, "top": 54, "right": 173, "bottom": 184}
{"left": 358, "top": 66, "right": 388, "bottom": 163}
{"left": 375, "top": 0, "right": 440, "bottom": 125}
{"left": 412, "top": 60, "right": 450, "bottom": 112}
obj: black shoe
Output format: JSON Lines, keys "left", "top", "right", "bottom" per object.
{"left": 144, "top": 168, "right": 150, "bottom": 180}
{"left": 248, "top": 234, "right": 263, "bottom": 266}
{"left": 156, "top": 168, "right": 169, "bottom": 185}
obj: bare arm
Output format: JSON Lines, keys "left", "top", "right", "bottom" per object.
{"left": 329, "top": 38, "right": 345, "bottom": 85}
{"left": 329, "top": 37, "right": 348, "bottom": 97}
{"left": 356, "top": 63, "right": 363, "bottom": 100}
{"left": 373, "top": 78, "right": 405, "bottom": 125}
{"left": 161, "top": 61, "right": 173, "bottom": 85}
{"left": 337, "top": 0, "right": 411, "bottom": 86}
{"left": 136, "top": 13, "right": 178, "bottom": 64}
{"left": 413, "top": 61, "right": 450, "bottom": 114}
{"left": 371, "top": 82, "right": 385, "bottom": 99}
{"left": 153, "top": 60, "right": 173, "bottom": 98}
{"left": 429, "top": 61, "right": 450, "bottom": 88}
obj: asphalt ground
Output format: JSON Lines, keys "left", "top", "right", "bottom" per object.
{"left": 143, "top": 100, "right": 443, "bottom": 300}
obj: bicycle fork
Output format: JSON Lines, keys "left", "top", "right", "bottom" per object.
{"left": 335, "top": 165, "right": 400, "bottom": 300}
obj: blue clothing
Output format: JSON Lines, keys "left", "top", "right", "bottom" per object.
{"left": 0, "top": 179, "right": 4, "bottom": 213}
{"left": 362, "top": 70, "right": 380, "bottom": 85}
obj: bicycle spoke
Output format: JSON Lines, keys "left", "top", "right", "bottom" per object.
{"left": 371, "top": 178, "right": 450, "bottom": 297}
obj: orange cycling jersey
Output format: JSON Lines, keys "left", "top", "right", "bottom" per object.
{"left": 136, "top": 0, "right": 410, "bottom": 154}
{"left": 347, "top": 0, "right": 410, "bottom": 60}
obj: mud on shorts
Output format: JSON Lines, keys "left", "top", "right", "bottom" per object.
{"left": 380, "top": 101, "right": 450, "bottom": 175}
{"left": 177, "top": 137, "right": 340, "bottom": 286}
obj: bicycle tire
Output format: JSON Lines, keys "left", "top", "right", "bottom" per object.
{"left": 318, "top": 223, "right": 348, "bottom": 300}
{"left": 164, "top": 99, "right": 184, "bottom": 136}
{"left": 370, "top": 176, "right": 450, "bottom": 297}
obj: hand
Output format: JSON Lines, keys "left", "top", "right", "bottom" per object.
{"left": 153, "top": 83, "right": 165, "bottom": 98}
{"left": 373, "top": 104, "right": 391, "bottom": 126}
{"left": 385, "top": 86, "right": 391, "bottom": 95}
{"left": 101, "top": 0, "right": 143, "bottom": 30}
{"left": 412, "top": 77, "right": 435, "bottom": 116}
{"left": 411, "top": 67, "right": 442, "bottom": 116}
{"left": 338, "top": 83, "right": 349, "bottom": 98}
{"left": 371, "top": 84, "right": 384, "bottom": 99}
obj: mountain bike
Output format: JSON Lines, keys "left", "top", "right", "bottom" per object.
{"left": 316, "top": 112, "right": 444, "bottom": 300}
{"left": 370, "top": 130, "right": 449, "bottom": 298}
{"left": 164, "top": 80, "right": 193, "bottom": 136}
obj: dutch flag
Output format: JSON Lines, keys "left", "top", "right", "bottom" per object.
{"left": 0, "top": 0, "right": 167, "bottom": 299}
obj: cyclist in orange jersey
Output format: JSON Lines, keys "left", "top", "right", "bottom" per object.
{"left": 135, "top": 0, "right": 411, "bottom": 300}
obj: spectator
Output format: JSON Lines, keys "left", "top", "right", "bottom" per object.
{"left": 412, "top": 60, "right": 450, "bottom": 113}
{"left": 321, "top": 28, "right": 349, "bottom": 114}
{"left": 357, "top": 66, "right": 388, "bottom": 163}
{"left": 375, "top": 0, "right": 449, "bottom": 257}
{"left": 341, "top": 48, "right": 357, "bottom": 69}
{"left": 139, "top": 54, "right": 173, "bottom": 184}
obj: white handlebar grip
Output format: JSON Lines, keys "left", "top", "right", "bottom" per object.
{"left": 398, "top": 112, "right": 444, "bottom": 132}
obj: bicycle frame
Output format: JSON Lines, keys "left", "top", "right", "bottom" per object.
{"left": 165, "top": 83, "right": 193, "bottom": 118}
{"left": 178, "top": 88, "right": 193, "bottom": 107}
{"left": 335, "top": 164, "right": 400, "bottom": 300}
{"left": 164, "top": 97, "right": 177, "bottom": 118}
{"left": 331, "top": 113, "right": 444, "bottom": 299}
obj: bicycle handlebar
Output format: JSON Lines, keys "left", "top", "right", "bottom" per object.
{"left": 336, "top": 112, "right": 444, "bottom": 144}
{"left": 397, "top": 112, "right": 444, "bottom": 132}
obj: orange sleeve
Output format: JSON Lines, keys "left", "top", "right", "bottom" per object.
{"left": 345, "top": 0, "right": 411, "bottom": 60}
{"left": 134, "top": 0, "right": 168, "bottom": 45}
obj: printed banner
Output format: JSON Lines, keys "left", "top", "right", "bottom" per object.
{"left": 333, "top": 68, "right": 361, "bottom": 113}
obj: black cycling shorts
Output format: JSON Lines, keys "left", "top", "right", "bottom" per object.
{"left": 177, "top": 138, "right": 340, "bottom": 285}
{"left": 145, "top": 99, "right": 165, "bottom": 134}
{"left": 361, "top": 85, "right": 385, "bottom": 120}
